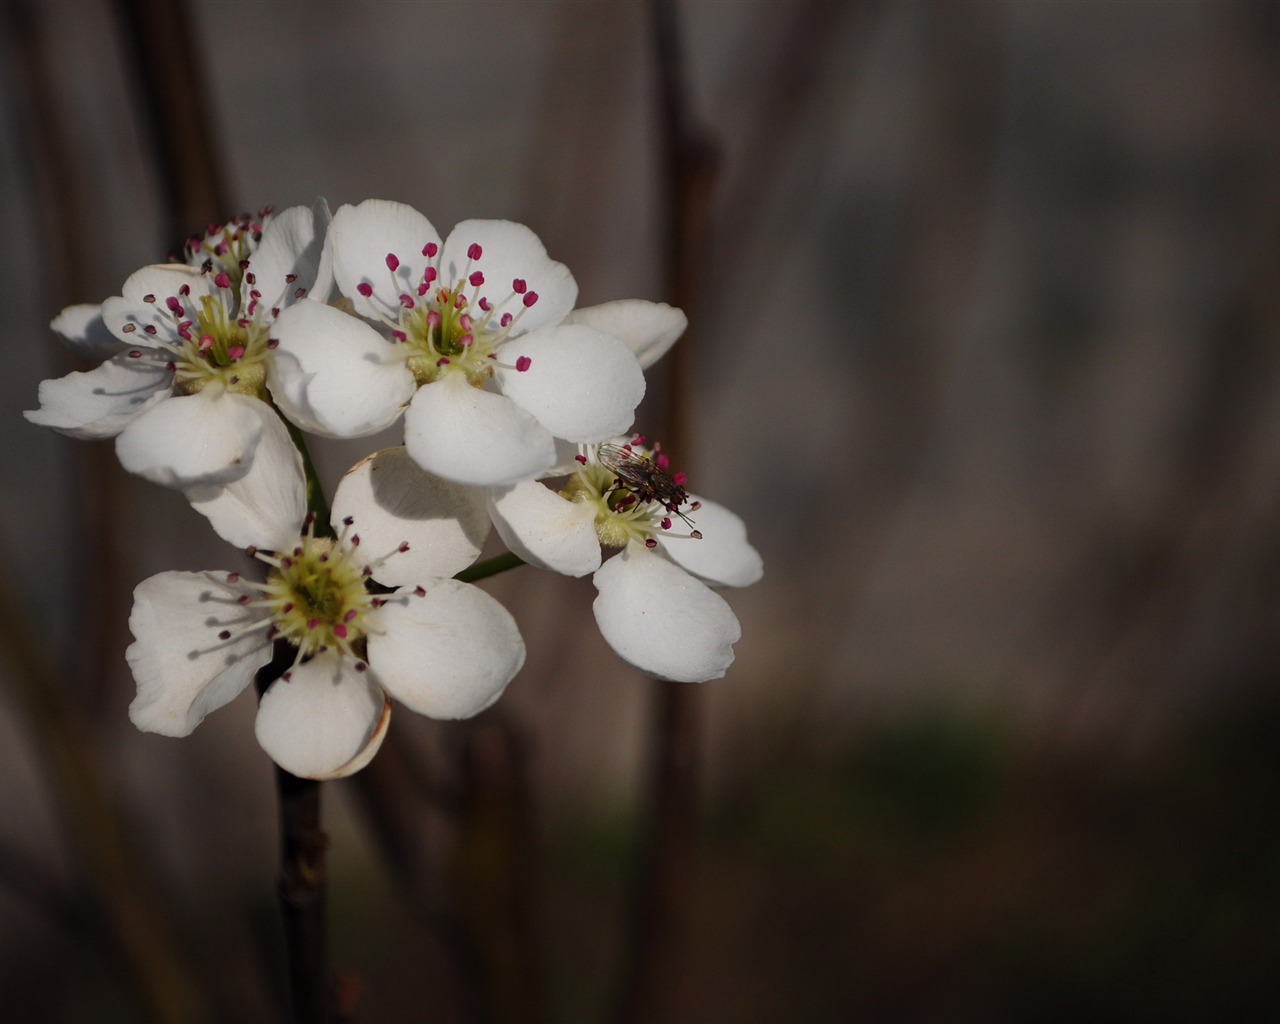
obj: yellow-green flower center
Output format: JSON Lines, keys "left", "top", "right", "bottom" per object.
{"left": 401, "top": 291, "right": 501, "bottom": 388}
{"left": 561, "top": 443, "right": 699, "bottom": 550}
{"left": 260, "top": 535, "right": 375, "bottom": 661}
{"left": 369, "top": 240, "right": 541, "bottom": 389}
{"left": 172, "top": 294, "right": 271, "bottom": 397}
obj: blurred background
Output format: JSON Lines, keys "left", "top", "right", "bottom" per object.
{"left": 4, "top": 0, "right": 1280, "bottom": 1020}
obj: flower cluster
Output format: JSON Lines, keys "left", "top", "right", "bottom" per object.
{"left": 27, "top": 198, "right": 761, "bottom": 777}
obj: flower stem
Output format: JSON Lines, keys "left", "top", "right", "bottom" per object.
{"left": 281, "top": 414, "right": 334, "bottom": 538}
{"left": 256, "top": 644, "right": 336, "bottom": 1024}
{"left": 453, "top": 551, "right": 526, "bottom": 583}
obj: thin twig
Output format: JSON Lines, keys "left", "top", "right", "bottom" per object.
{"left": 0, "top": 552, "right": 214, "bottom": 1024}
{"left": 346, "top": 714, "right": 547, "bottom": 1024}
{"left": 107, "top": 3, "right": 346, "bottom": 1019}
{"left": 3, "top": 0, "right": 215, "bottom": 1019}
{"left": 451, "top": 715, "right": 547, "bottom": 1024}
{"left": 257, "top": 646, "right": 339, "bottom": 1024}
{"left": 346, "top": 727, "right": 494, "bottom": 1024}
{"left": 614, "top": 3, "right": 718, "bottom": 1022}
{"left": 111, "top": 0, "right": 228, "bottom": 246}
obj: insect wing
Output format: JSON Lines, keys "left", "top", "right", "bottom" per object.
{"left": 597, "top": 443, "right": 689, "bottom": 511}
{"left": 597, "top": 444, "right": 653, "bottom": 491}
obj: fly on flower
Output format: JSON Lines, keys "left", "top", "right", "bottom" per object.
{"left": 596, "top": 440, "right": 701, "bottom": 534}
{"left": 489, "top": 434, "right": 763, "bottom": 682}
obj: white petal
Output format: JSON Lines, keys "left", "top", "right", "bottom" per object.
{"left": 126, "top": 571, "right": 273, "bottom": 736}
{"left": 441, "top": 220, "right": 577, "bottom": 335}
{"left": 24, "top": 353, "right": 171, "bottom": 439}
{"left": 494, "top": 324, "right": 645, "bottom": 442}
{"left": 488, "top": 480, "right": 601, "bottom": 577}
{"left": 243, "top": 201, "right": 330, "bottom": 311}
{"left": 328, "top": 199, "right": 441, "bottom": 320}
{"left": 308, "top": 198, "right": 336, "bottom": 304}
{"left": 366, "top": 580, "right": 525, "bottom": 719}
{"left": 50, "top": 304, "right": 124, "bottom": 362}
{"left": 185, "top": 404, "right": 306, "bottom": 550}
{"left": 102, "top": 264, "right": 219, "bottom": 344}
{"left": 255, "top": 653, "right": 390, "bottom": 779}
{"left": 403, "top": 374, "right": 555, "bottom": 485}
{"left": 546, "top": 437, "right": 590, "bottom": 477}
{"left": 332, "top": 446, "right": 491, "bottom": 585}
{"left": 116, "top": 389, "right": 265, "bottom": 487}
{"left": 592, "top": 544, "right": 741, "bottom": 682}
{"left": 658, "top": 496, "right": 763, "bottom": 588}
{"left": 268, "top": 298, "right": 415, "bottom": 437}
{"left": 562, "top": 300, "right": 686, "bottom": 371}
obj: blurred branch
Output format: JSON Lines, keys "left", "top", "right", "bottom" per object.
{"left": 2, "top": 1, "right": 213, "bottom": 1020}
{"left": 2, "top": 0, "right": 126, "bottom": 721}
{"left": 107, "top": 1, "right": 343, "bottom": 1020}
{"left": 111, "top": 0, "right": 228, "bottom": 244}
{"left": 1039, "top": 211, "right": 1280, "bottom": 748}
{"left": 450, "top": 715, "right": 546, "bottom": 1024}
{"left": 712, "top": 0, "right": 873, "bottom": 272}
{"left": 346, "top": 727, "right": 494, "bottom": 1024}
{"left": 0, "top": 840, "right": 100, "bottom": 949}
{"left": 0, "top": 554, "right": 213, "bottom": 1024}
{"left": 346, "top": 714, "right": 546, "bottom": 1024}
{"left": 613, "top": 3, "right": 718, "bottom": 1022}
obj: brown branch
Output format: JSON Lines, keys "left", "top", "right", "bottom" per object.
{"left": 106, "top": 3, "right": 342, "bottom": 1017}
{"left": 614, "top": 3, "right": 718, "bottom": 1022}
{"left": 2, "top": 0, "right": 127, "bottom": 722}
{"left": 346, "top": 715, "right": 546, "bottom": 1024}
{"left": 451, "top": 715, "right": 546, "bottom": 1024}
{"left": 0, "top": 550, "right": 214, "bottom": 1024}
{"left": 2, "top": 0, "right": 217, "bottom": 1019}
{"left": 346, "top": 727, "right": 495, "bottom": 1024}
{"left": 111, "top": 0, "right": 228, "bottom": 245}
{"left": 256, "top": 647, "right": 341, "bottom": 1024}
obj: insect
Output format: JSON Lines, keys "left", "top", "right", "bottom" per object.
{"left": 596, "top": 442, "right": 702, "bottom": 535}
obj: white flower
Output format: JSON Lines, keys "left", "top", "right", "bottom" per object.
{"left": 488, "top": 439, "right": 762, "bottom": 682}
{"left": 127, "top": 445, "right": 520, "bottom": 779}
{"left": 268, "top": 199, "right": 685, "bottom": 486}
{"left": 25, "top": 203, "right": 331, "bottom": 488}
